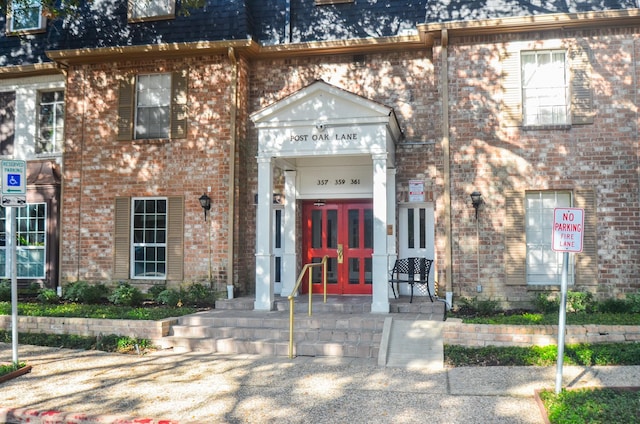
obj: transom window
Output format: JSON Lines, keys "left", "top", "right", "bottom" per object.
{"left": 0, "top": 204, "right": 46, "bottom": 279}
{"left": 525, "top": 191, "right": 573, "bottom": 285}
{"left": 9, "top": 0, "right": 43, "bottom": 32}
{"left": 521, "top": 50, "right": 569, "bottom": 126}
{"left": 135, "top": 74, "right": 171, "bottom": 139}
{"left": 37, "top": 90, "right": 64, "bottom": 154}
{"left": 129, "top": 0, "right": 175, "bottom": 21}
{"left": 131, "top": 198, "right": 167, "bottom": 279}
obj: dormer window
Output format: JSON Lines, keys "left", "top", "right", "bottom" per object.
{"left": 128, "top": 0, "right": 175, "bottom": 21}
{"left": 8, "top": 0, "right": 46, "bottom": 33}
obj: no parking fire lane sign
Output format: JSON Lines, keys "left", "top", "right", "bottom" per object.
{"left": 552, "top": 207, "right": 584, "bottom": 253}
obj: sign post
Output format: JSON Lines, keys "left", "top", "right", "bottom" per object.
{"left": 552, "top": 207, "right": 584, "bottom": 394}
{"left": 1, "top": 160, "right": 27, "bottom": 365}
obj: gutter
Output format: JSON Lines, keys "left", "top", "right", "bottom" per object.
{"left": 227, "top": 47, "right": 238, "bottom": 291}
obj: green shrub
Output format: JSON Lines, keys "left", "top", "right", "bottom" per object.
{"left": 625, "top": 293, "right": 640, "bottom": 313}
{"left": 533, "top": 292, "right": 559, "bottom": 313}
{"left": 108, "top": 282, "right": 143, "bottom": 306}
{"left": 63, "top": 281, "right": 110, "bottom": 304}
{"left": 185, "top": 283, "right": 216, "bottom": 307}
{"left": 147, "top": 283, "right": 167, "bottom": 301}
{"left": 598, "top": 297, "right": 632, "bottom": 314}
{"left": 456, "top": 297, "right": 501, "bottom": 316}
{"left": 36, "top": 288, "right": 59, "bottom": 304}
{"left": 156, "top": 288, "right": 184, "bottom": 307}
{"left": 0, "top": 280, "right": 10, "bottom": 302}
{"left": 566, "top": 290, "right": 594, "bottom": 313}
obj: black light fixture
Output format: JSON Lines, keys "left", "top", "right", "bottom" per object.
{"left": 199, "top": 193, "right": 211, "bottom": 221}
{"left": 470, "top": 191, "right": 483, "bottom": 220}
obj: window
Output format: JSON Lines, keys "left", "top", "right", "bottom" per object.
{"left": 521, "top": 50, "right": 569, "bottom": 126}
{"left": 0, "top": 91, "right": 15, "bottom": 155}
{"left": 0, "top": 203, "right": 46, "bottom": 279}
{"left": 129, "top": 0, "right": 175, "bottom": 21}
{"left": 131, "top": 198, "right": 167, "bottom": 279}
{"left": 37, "top": 90, "right": 64, "bottom": 154}
{"left": 135, "top": 74, "right": 171, "bottom": 139}
{"left": 9, "top": 0, "right": 45, "bottom": 32}
{"left": 525, "top": 191, "right": 573, "bottom": 285}
{"left": 118, "top": 71, "right": 187, "bottom": 141}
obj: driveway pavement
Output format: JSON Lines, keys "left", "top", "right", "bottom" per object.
{"left": 1, "top": 343, "right": 639, "bottom": 424}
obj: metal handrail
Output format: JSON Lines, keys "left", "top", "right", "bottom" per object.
{"left": 287, "top": 255, "right": 328, "bottom": 359}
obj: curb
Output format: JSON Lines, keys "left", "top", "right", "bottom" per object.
{"left": 0, "top": 407, "right": 199, "bottom": 424}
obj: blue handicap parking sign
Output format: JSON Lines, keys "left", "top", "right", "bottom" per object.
{"left": 7, "top": 174, "right": 20, "bottom": 187}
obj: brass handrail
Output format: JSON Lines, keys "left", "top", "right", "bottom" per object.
{"left": 287, "top": 255, "right": 328, "bottom": 359}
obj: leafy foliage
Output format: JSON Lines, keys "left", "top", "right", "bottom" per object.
{"left": 0, "top": 280, "right": 10, "bottom": 302}
{"left": 108, "top": 282, "right": 143, "bottom": 307}
{"left": 0, "top": 330, "right": 153, "bottom": 354}
{"left": 0, "top": 301, "right": 197, "bottom": 320}
{"left": 0, "top": 361, "right": 26, "bottom": 378}
{"left": 63, "top": 281, "right": 110, "bottom": 304}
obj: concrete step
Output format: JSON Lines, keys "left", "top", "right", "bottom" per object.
{"left": 378, "top": 318, "right": 444, "bottom": 370}
{"left": 157, "top": 296, "right": 444, "bottom": 360}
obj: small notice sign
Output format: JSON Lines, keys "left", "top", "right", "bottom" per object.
{"left": 552, "top": 208, "right": 584, "bottom": 253}
{"left": 408, "top": 180, "right": 424, "bottom": 202}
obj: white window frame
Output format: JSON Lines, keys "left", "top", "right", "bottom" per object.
{"left": 128, "top": 0, "right": 175, "bottom": 21}
{"left": 36, "top": 90, "right": 64, "bottom": 155}
{"left": 525, "top": 191, "right": 574, "bottom": 285}
{"left": 131, "top": 197, "right": 167, "bottom": 280}
{"left": 0, "top": 203, "right": 47, "bottom": 279}
{"left": 521, "top": 50, "right": 570, "bottom": 127}
{"left": 9, "top": 0, "right": 44, "bottom": 32}
{"left": 134, "top": 73, "right": 171, "bottom": 140}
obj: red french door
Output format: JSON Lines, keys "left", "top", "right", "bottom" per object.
{"left": 302, "top": 201, "right": 373, "bottom": 295}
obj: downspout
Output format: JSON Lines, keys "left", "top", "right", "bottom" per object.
{"left": 285, "top": 0, "right": 291, "bottom": 44}
{"left": 440, "top": 29, "right": 454, "bottom": 303}
{"left": 227, "top": 47, "right": 238, "bottom": 292}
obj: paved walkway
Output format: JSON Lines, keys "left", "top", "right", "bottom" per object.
{"left": 2, "top": 343, "right": 639, "bottom": 423}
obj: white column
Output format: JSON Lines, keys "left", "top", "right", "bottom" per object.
{"left": 387, "top": 167, "right": 397, "bottom": 276}
{"left": 371, "top": 154, "right": 390, "bottom": 313}
{"left": 255, "top": 156, "right": 275, "bottom": 311}
{"left": 281, "top": 170, "right": 297, "bottom": 297}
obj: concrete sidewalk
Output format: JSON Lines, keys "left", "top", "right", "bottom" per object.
{"left": 1, "top": 343, "right": 639, "bottom": 424}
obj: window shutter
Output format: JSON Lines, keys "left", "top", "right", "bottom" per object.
{"left": 117, "top": 76, "right": 135, "bottom": 141}
{"left": 113, "top": 197, "right": 131, "bottom": 279}
{"left": 0, "top": 91, "right": 16, "bottom": 156}
{"left": 574, "top": 188, "right": 597, "bottom": 286}
{"left": 501, "top": 44, "right": 523, "bottom": 127}
{"left": 504, "top": 190, "right": 526, "bottom": 285}
{"left": 170, "top": 70, "right": 188, "bottom": 139}
{"left": 570, "top": 45, "right": 594, "bottom": 125}
{"left": 166, "top": 196, "right": 184, "bottom": 281}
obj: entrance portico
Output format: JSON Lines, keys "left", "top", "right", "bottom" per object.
{"left": 251, "top": 81, "right": 401, "bottom": 313}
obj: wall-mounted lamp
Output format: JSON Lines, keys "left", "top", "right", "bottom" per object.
{"left": 470, "top": 191, "right": 483, "bottom": 220}
{"left": 199, "top": 193, "right": 211, "bottom": 221}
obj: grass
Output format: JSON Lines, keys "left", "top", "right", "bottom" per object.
{"left": 0, "top": 361, "right": 26, "bottom": 378}
{"left": 539, "top": 388, "right": 640, "bottom": 424}
{"left": 0, "top": 301, "right": 198, "bottom": 320}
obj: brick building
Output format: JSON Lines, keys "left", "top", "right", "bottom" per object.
{"left": 0, "top": 1, "right": 639, "bottom": 311}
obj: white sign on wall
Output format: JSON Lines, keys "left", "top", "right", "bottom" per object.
{"left": 408, "top": 180, "right": 425, "bottom": 202}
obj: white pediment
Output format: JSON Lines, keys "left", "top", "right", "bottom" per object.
{"left": 251, "top": 81, "right": 401, "bottom": 162}
{"left": 251, "top": 80, "right": 396, "bottom": 127}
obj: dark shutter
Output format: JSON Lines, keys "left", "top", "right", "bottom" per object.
{"left": 504, "top": 190, "right": 526, "bottom": 285}
{"left": 570, "top": 45, "right": 594, "bottom": 125}
{"left": 0, "top": 91, "right": 16, "bottom": 155}
{"left": 113, "top": 197, "right": 131, "bottom": 279}
{"left": 117, "top": 76, "right": 135, "bottom": 141}
{"left": 166, "top": 196, "right": 184, "bottom": 281}
{"left": 574, "top": 189, "right": 597, "bottom": 286}
{"left": 171, "top": 70, "right": 188, "bottom": 139}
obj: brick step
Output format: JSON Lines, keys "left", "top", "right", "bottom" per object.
{"left": 157, "top": 336, "right": 379, "bottom": 358}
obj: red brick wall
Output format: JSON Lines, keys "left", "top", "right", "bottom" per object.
{"left": 61, "top": 56, "right": 236, "bottom": 289}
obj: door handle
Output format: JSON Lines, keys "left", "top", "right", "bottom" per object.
{"left": 337, "top": 244, "right": 343, "bottom": 264}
